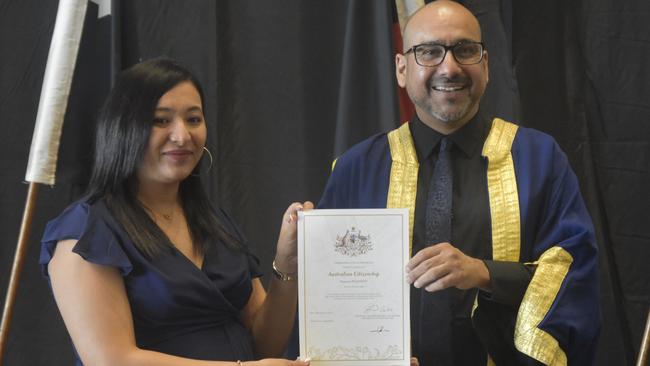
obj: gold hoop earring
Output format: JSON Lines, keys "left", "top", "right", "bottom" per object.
{"left": 202, "top": 146, "right": 213, "bottom": 173}
{"left": 191, "top": 146, "right": 213, "bottom": 177}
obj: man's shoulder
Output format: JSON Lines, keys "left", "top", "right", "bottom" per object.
{"left": 488, "top": 118, "right": 556, "bottom": 147}
{"left": 498, "top": 121, "right": 560, "bottom": 155}
{"left": 505, "top": 122, "right": 568, "bottom": 172}
{"left": 334, "top": 131, "right": 392, "bottom": 168}
{"left": 514, "top": 124, "right": 557, "bottom": 145}
{"left": 320, "top": 131, "right": 394, "bottom": 208}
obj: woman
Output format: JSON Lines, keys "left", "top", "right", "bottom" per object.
{"left": 40, "top": 58, "right": 312, "bottom": 366}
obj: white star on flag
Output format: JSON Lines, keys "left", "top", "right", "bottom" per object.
{"left": 90, "top": 0, "right": 111, "bottom": 18}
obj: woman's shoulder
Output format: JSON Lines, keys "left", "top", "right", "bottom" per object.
{"left": 40, "top": 196, "right": 133, "bottom": 278}
{"left": 42, "top": 197, "right": 113, "bottom": 239}
{"left": 43, "top": 197, "right": 89, "bottom": 234}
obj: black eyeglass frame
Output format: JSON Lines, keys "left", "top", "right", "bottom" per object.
{"left": 404, "top": 41, "right": 486, "bottom": 67}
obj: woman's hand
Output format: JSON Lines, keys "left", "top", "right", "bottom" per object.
{"left": 274, "top": 201, "right": 314, "bottom": 274}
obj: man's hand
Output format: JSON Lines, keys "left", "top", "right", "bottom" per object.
{"left": 405, "top": 242, "right": 490, "bottom": 292}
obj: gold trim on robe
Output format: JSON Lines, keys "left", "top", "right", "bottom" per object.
{"left": 478, "top": 118, "right": 522, "bottom": 365}
{"left": 387, "top": 123, "right": 419, "bottom": 255}
{"left": 514, "top": 247, "right": 572, "bottom": 365}
{"left": 482, "top": 118, "right": 521, "bottom": 263}
{"left": 482, "top": 118, "right": 569, "bottom": 365}
{"left": 331, "top": 158, "right": 338, "bottom": 171}
{"left": 384, "top": 118, "right": 570, "bottom": 365}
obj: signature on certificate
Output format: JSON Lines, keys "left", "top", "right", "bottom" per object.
{"left": 370, "top": 325, "right": 390, "bottom": 333}
{"left": 364, "top": 303, "right": 395, "bottom": 314}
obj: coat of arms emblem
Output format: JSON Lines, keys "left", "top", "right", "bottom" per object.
{"left": 334, "top": 227, "right": 373, "bottom": 257}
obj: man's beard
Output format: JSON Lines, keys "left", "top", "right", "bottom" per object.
{"left": 409, "top": 75, "right": 475, "bottom": 124}
{"left": 421, "top": 95, "right": 473, "bottom": 124}
{"left": 413, "top": 90, "right": 474, "bottom": 124}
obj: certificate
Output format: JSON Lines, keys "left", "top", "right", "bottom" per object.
{"left": 297, "top": 209, "right": 410, "bottom": 366}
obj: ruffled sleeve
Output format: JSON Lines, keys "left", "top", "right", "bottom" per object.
{"left": 40, "top": 200, "right": 133, "bottom": 279}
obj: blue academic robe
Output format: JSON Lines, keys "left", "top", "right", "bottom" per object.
{"left": 317, "top": 119, "right": 600, "bottom": 365}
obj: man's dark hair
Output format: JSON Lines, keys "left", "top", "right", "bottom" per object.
{"left": 87, "top": 58, "right": 241, "bottom": 257}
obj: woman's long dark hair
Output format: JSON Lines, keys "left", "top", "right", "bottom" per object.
{"left": 87, "top": 58, "right": 241, "bottom": 257}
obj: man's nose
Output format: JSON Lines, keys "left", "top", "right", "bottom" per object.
{"left": 436, "top": 50, "right": 464, "bottom": 76}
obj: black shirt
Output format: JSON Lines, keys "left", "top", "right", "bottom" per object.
{"left": 408, "top": 112, "right": 535, "bottom": 365}
{"left": 409, "top": 112, "right": 491, "bottom": 365}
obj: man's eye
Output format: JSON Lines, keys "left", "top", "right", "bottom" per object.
{"left": 456, "top": 46, "right": 474, "bottom": 56}
{"left": 418, "top": 47, "right": 442, "bottom": 58}
{"left": 455, "top": 44, "right": 481, "bottom": 58}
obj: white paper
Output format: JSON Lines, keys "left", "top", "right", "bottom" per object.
{"left": 298, "top": 209, "right": 411, "bottom": 366}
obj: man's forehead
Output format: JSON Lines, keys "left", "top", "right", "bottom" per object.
{"left": 407, "top": 25, "right": 481, "bottom": 47}
{"left": 404, "top": 3, "right": 481, "bottom": 47}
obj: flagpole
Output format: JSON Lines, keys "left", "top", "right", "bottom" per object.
{"left": 637, "top": 308, "right": 650, "bottom": 366}
{"left": 0, "top": 183, "right": 39, "bottom": 365}
{"left": 0, "top": 0, "right": 87, "bottom": 363}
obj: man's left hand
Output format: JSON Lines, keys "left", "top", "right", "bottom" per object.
{"left": 405, "top": 242, "right": 490, "bottom": 292}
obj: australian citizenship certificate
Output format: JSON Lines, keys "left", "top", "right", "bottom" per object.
{"left": 297, "top": 209, "right": 410, "bottom": 366}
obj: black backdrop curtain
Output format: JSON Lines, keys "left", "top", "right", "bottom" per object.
{"left": 0, "top": 0, "right": 647, "bottom": 365}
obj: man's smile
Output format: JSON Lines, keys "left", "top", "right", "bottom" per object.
{"left": 432, "top": 84, "right": 466, "bottom": 92}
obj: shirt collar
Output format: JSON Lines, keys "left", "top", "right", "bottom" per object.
{"left": 409, "top": 112, "right": 489, "bottom": 160}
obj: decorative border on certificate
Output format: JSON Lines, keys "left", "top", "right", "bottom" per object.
{"left": 298, "top": 209, "right": 411, "bottom": 366}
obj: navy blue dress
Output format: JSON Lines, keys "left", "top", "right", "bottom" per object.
{"left": 40, "top": 198, "right": 262, "bottom": 366}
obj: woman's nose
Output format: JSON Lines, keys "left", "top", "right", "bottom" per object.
{"left": 169, "top": 118, "right": 190, "bottom": 145}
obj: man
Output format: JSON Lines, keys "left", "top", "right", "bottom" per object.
{"left": 317, "top": 1, "right": 600, "bottom": 365}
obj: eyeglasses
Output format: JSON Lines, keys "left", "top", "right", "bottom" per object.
{"left": 404, "top": 41, "right": 485, "bottom": 67}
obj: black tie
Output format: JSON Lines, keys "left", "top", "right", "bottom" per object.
{"left": 419, "top": 137, "right": 454, "bottom": 366}
{"left": 425, "top": 137, "right": 452, "bottom": 244}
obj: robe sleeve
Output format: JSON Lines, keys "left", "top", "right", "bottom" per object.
{"left": 513, "top": 141, "right": 600, "bottom": 366}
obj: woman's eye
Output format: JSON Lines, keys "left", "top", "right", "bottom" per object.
{"left": 187, "top": 116, "right": 203, "bottom": 124}
{"left": 153, "top": 117, "right": 169, "bottom": 125}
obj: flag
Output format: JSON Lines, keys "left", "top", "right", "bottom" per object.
{"left": 0, "top": 1, "right": 118, "bottom": 364}
{"left": 54, "top": 0, "right": 120, "bottom": 188}
{"left": 392, "top": 0, "right": 422, "bottom": 123}
{"left": 24, "top": 0, "right": 88, "bottom": 185}
{"left": 395, "top": 0, "right": 424, "bottom": 34}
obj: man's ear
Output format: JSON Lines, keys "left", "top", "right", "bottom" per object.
{"left": 483, "top": 50, "right": 489, "bottom": 84}
{"left": 395, "top": 53, "right": 407, "bottom": 88}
